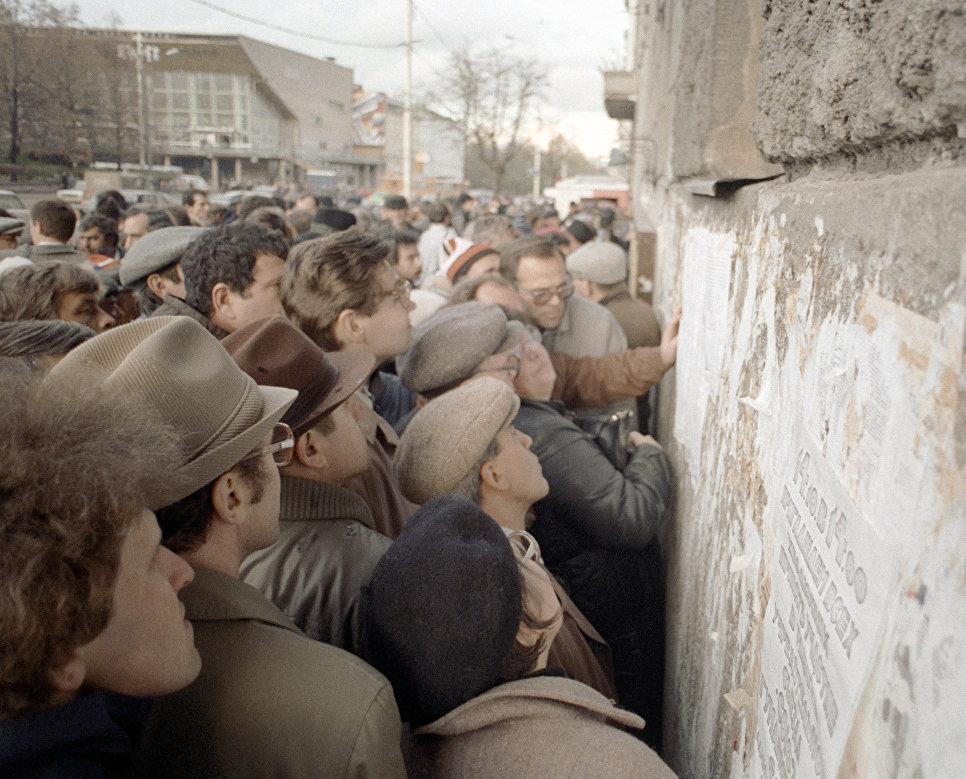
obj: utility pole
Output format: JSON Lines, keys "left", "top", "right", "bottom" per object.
{"left": 135, "top": 32, "right": 147, "bottom": 166}
{"left": 402, "top": 0, "right": 413, "bottom": 199}
{"left": 532, "top": 145, "right": 541, "bottom": 199}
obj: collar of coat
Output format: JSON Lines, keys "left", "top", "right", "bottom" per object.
{"left": 180, "top": 566, "right": 301, "bottom": 632}
{"left": 279, "top": 475, "right": 374, "bottom": 527}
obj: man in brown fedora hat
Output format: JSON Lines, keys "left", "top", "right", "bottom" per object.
{"left": 48, "top": 317, "right": 406, "bottom": 778}
{"left": 223, "top": 315, "right": 391, "bottom": 652}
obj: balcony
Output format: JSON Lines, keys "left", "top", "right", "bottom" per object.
{"left": 603, "top": 70, "right": 636, "bottom": 121}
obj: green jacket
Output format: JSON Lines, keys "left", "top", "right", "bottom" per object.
{"left": 133, "top": 567, "right": 406, "bottom": 778}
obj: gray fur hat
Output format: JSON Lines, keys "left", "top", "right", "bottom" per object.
{"left": 565, "top": 241, "right": 627, "bottom": 285}
{"left": 398, "top": 301, "right": 508, "bottom": 394}
{"left": 119, "top": 226, "right": 205, "bottom": 285}
{"left": 394, "top": 377, "right": 519, "bottom": 505}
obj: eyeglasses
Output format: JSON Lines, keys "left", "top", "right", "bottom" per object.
{"left": 243, "top": 422, "right": 294, "bottom": 467}
{"left": 376, "top": 277, "right": 412, "bottom": 307}
{"left": 519, "top": 280, "right": 574, "bottom": 306}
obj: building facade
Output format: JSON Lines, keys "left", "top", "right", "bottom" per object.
{"left": 19, "top": 28, "right": 377, "bottom": 190}
{"left": 609, "top": 1, "right": 966, "bottom": 776}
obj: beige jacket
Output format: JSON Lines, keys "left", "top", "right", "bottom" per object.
{"left": 410, "top": 675, "right": 676, "bottom": 778}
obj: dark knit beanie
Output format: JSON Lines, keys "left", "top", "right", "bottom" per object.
{"left": 360, "top": 496, "right": 522, "bottom": 726}
{"left": 311, "top": 207, "right": 357, "bottom": 232}
{"left": 565, "top": 219, "right": 595, "bottom": 245}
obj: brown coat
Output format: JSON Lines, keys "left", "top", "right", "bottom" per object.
{"left": 550, "top": 344, "right": 668, "bottom": 409}
{"left": 134, "top": 567, "right": 406, "bottom": 778}
{"left": 546, "top": 575, "right": 617, "bottom": 700}
{"left": 410, "top": 676, "right": 676, "bottom": 778}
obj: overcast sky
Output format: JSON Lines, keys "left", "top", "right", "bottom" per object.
{"left": 71, "top": 0, "right": 629, "bottom": 161}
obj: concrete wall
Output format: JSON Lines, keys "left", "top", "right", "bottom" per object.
{"left": 630, "top": 1, "right": 966, "bottom": 776}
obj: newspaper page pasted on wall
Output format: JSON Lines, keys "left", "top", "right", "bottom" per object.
{"left": 751, "top": 418, "right": 899, "bottom": 778}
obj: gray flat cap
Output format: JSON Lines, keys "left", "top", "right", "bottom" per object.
{"left": 119, "top": 226, "right": 205, "bottom": 285}
{"left": 398, "top": 301, "right": 508, "bottom": 394}
{"left": 0, "top": 217, "right": 25, "bottom": 236}
{"left": 566, "top": 241, "right": 628, "bottom": 285}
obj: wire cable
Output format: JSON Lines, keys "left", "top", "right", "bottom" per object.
{"left": 184, "top": 0, "right": 408, "bottom": 49}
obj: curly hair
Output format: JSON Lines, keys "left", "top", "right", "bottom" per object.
{"left": 0, "top": 373, "right": 179, "bottom": 721}
{"left": 181, "top": 222, "right": 289, "bottom": 316}
{"left": 280, "top": 229, "right": 392, "bottom": 350}
{"left": 0, "top": 262, "right": 101, "bottom": 322}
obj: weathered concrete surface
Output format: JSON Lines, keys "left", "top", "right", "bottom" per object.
{"left": 626, "top": 2, "right": 966, "bottom": 775}
{"left": 645, "top": 159, "right": 966, "bottom": 777}
{"left": 632, "top": 0, "right": 781, "bottom": 183}
{"left": 756, "top": 0, "right": 966, "bottom": 162}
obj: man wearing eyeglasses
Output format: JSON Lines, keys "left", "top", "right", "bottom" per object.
{"left": 50, "top": 317, "right": 406, "bottom": 779}
{"left": 280, "top": 230, "right": 419, "bottom": 539}
{"left": 499, "top": 234, "right": 628, "bottom": 360}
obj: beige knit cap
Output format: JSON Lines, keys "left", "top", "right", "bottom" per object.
{"left": 394, "top": 377, "right": 520, "bottom": 505}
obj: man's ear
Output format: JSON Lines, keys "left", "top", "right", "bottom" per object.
{"left": 209, "top": 282, "right": 235, "bottom": 324}
{"left": 293, "top": 429, "right": 330, "bottom": 471}
{"left": 479, "top": 458, "right": 509, "bottom": 492}
{"left": 145, "top": 272, "right": 166, "bottom": 299}
{"left": 332, "top": 308, "right": 366, "bottom": 347}
{"left": 46, "top": 650, "right": 87, "bottom": 696}
{"left": 210, "top": 469, "right": 245, "bottom": 527}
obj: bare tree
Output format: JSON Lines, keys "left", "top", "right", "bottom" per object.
{"left": 430, "top": 45, "right": 548, "bottom": 196}
{"left": 0, "top": 0, "right": 80, "bottom": 165}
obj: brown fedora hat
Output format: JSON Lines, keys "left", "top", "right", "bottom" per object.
{"left": 222, "top": 315, "right": 374, "bottom": 437}
{"left": 47, "top": 316, "right": 297, "bottom": 510}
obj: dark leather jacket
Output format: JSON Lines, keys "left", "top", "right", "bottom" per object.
{"left": 515, "top": 398, "right": 673, "bottom": 568}
{"left": 240, "top": 476, "right": 391, "bottom": 653}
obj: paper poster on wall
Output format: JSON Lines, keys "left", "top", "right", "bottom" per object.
{"left": 673, "top": 228, "right": 735, "bottom": 481}
{"left": 751, "top": 418, "right": 898, "bottom": 778}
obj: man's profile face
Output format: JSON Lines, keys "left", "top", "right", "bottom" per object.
{"left": 122, "top": 213, "right": 149, "bottom": 250}
{"left": 394, "top": 242, "right": 421, "bottom": 283}
{"left": 355, "top": 262, "right": 416, "bottom": 362}
{"left": 79, "top": 226, "right": 107, "bottom": 254}
{"left": 487, "top": 424, "right": 549, "bottom": 506}
{"left": 186, "top": 194, "right": 210, "bottom": 226}
{"left": 224, "top": 252, "right": 286, "bottom": 331}
{"left": 382, "top": 208, "right": 407, "bottom": 229}
{"left": 56, "top": 291, "right": 115, "bottom": 332}
{"left": 514, "top": 254, "right": 570, "bottom": 331}
{"left": 81, "top": 510, "right": 201, "bottom": 698}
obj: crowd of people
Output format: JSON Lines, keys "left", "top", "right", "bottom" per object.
{"left": 0, "top": 186, "right": 681, "bottom": 777}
